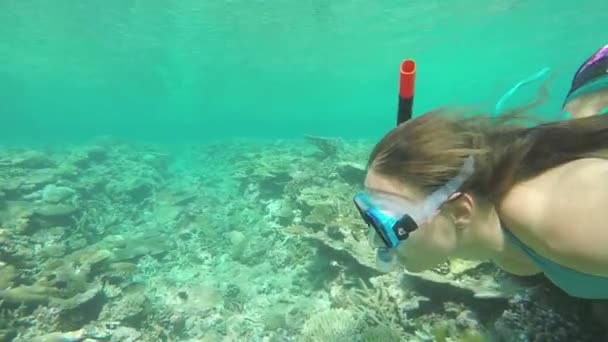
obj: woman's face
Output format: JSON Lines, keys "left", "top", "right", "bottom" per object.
{"left": 364, "top": 169, "right": 460, "bottom": 272}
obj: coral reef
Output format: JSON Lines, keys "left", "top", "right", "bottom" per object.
{"left": 298, "top": 308, "right": 359, "bottom": 341}
{"left": 493, "top": 285, "right": 607, "bottom": 341}
{"left": 0, "top": 137, "right": 605, "bottom": 341}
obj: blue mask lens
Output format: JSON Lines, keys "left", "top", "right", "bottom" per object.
{"left": 353, "top": 193, "right": 416, "bottom": 248}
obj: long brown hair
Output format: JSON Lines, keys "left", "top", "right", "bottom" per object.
{"left": 368, "top": 81, "right": 608, "bottom": 202}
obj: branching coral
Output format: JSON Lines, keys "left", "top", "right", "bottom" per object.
{"left": 344, "top": 279, "right": 410, "bottom": 339}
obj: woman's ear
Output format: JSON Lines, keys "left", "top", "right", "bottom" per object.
{"left": 446, "top": 192, "right": 474, "bottom": 229}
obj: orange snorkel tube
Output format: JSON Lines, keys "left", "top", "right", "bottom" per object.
{"left": 397, "top": 59, "right": 416, "bottom": 125}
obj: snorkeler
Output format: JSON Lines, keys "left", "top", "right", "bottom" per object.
{"left": 353, "top": 45, "right": 608, "bottom": 299}
{"left": 562, "top": 44, "right": 608, "bottom": 118}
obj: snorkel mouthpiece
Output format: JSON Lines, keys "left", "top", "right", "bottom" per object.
{"left": 376, "top": 246, "right": 397, "bottom": 273}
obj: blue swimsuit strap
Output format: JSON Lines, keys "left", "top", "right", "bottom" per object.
{"left": 502, "top": 226, "right": 541, "bottom": 258}
{"left": 502, "top": 225, "right": 608, "bottom": 278}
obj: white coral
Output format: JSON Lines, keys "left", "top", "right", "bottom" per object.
{"left": 298, "top": 308, "right": 359, "bottom": 342}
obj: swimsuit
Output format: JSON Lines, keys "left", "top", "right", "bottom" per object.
{"left": 502, "top": 226, "right": 608, "bottom": 299}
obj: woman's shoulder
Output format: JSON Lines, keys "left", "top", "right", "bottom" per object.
{"left": 499, "top": 157, "right": 608, "bottom": 214}
{"left": 497, "top": 157, "right": 608, "bottom": 275}
{"left": 498, "top": 157, "right": 608, "bottom": 233}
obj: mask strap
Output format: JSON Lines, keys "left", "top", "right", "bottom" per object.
{"left": 416, "top": 155, "right": 475, "bottom": 222}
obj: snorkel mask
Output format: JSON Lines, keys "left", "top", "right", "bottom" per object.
{"left": 353, "top": 155, "right": 475, "bottom": 249}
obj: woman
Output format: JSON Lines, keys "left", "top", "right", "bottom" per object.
{"left": 354, "top": 45, "right": 608, "bottom": 299}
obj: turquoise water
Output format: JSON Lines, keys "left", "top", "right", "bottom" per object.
{"left": 1, "top": 1, "right": 608, "bottom": 341}
{"left": 1, "top": 0, "right": 606, "bottom": 144}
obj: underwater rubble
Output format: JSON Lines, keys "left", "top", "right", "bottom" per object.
{"left": 0, "top": 137, "right": 606, "bottom": 341}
